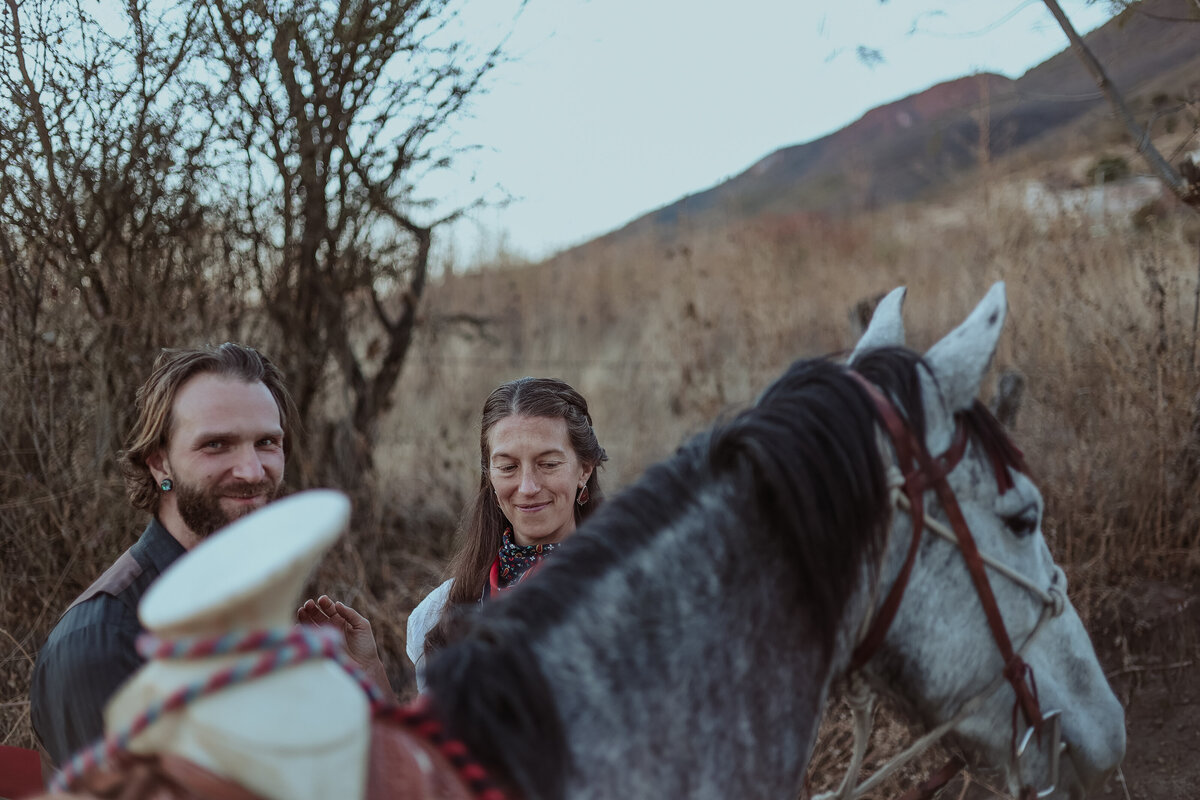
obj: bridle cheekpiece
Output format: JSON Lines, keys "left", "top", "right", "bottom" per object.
{"left": 815, "top": 372, "right": 1068, "bottom": 800}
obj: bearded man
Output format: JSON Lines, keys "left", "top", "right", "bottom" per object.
{"left": 30, "top": 343, "right": 297, "bottom": 767}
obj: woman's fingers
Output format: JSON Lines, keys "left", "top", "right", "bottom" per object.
{"left": 331, "top": 601, "right": 372, "bottom": 631}
{"left": 297, "top": 597, "right": 335, "bottom": 627}
{"left": 297, "top": 596, "right": 370, "bottom": 641}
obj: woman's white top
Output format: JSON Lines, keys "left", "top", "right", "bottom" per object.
{"left": 405, "top": 579, "right": 453, "bottom": 692}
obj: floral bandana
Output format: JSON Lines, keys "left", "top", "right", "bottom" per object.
{"left": 496, "top": 527, "right": 562, "bottom": 588}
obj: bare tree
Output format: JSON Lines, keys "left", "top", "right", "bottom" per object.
{"left": 1, "top": 0, "right": 247, "bottom": 436}
{"left": 1041, "top": 0, "right": 1198, "bottom": 206}
{"left": 1, "top": 0, "right": 516, "bottom": 492}
{"left": 202, "top": 0, "right": 513, "bottom": 485}
{"left": 0, "top": 0, "right": 243, "bottom": 503}
{"left": 1, "top": 1, "right": 521, "bottom": 739}
{"left": 1039, "top": 0, "right": 1200, "bottom": 371}
{"left": 1098, "top": 0, "right": 1200, "bottom": 23}
{"left": 0, "top": 0, "right": 250, "bottom": 741}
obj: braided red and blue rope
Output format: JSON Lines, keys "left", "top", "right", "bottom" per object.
{"left": 51, "top": 626, "right": 507, "bottom": 800}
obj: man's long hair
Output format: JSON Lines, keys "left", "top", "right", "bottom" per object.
{"left": 118, "top": 343, "right": 297, "bottom": 514}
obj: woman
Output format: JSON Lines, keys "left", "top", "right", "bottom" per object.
{"left": 300, "top": 377, "right": 607, "bottom": 695}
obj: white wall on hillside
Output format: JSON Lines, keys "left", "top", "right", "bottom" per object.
{"left": 1019, "top": 176, "right": 1164, "bottom": 230}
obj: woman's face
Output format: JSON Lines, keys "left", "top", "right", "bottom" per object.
{"left": 488, "top": 414, "right": 593, "bottom": 547}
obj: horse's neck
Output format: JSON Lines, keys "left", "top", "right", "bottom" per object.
{"left": 528, "top": 505, "right": 870, "bottom": 800}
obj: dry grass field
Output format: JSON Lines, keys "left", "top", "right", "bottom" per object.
{"left": 371, "top": 183, "right": 1200, "bottom": 797}
{"left": 2, "top": 165, "right": 1198, "bottom": 797}
{"left": 389, "top": 186, "right": 1200, "bottom": 597}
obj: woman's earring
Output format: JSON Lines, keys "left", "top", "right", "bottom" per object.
{"left": 576, "top": 484, "right": 590, "bottom": 506}
{"left": 160, "top": 478, "right": 173, "bottom": 492}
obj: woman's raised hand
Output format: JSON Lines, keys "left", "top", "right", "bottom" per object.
{"left": 297, "top": 595, "right": 396, "bottom": 702}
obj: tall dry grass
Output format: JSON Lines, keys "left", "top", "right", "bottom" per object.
{"left": 375, "top": 195, "right": 1200, "bottom": 795}
{"left": 388, "top": 196, "right": 1200, "bottom": 602}
{"left": 2, "top": 184, "right": 1197, "bottom": 797}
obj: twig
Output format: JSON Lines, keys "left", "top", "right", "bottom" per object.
{"left": 1040, "top": 0, "right": 1187, "bottom": 199}
{"left": 0, "top": 625, "right": 33, "bottom": 666}
{"left": 1192, "top": 237, "right": 1199, "bottom": 374}
{"left": 1116, "top": 765, "right": 1133, "bottom": 800}
{"left": 1106, "top": 659, "right": 1194, "bottom": 678}
{"left": 1, "top": 700, "right": 30, "bottom": 746}
{"left": 961, "top": 772, "right": 1008, "bottom": 797}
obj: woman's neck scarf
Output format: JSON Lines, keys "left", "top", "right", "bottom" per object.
{"left": 496, "top": 527, "right": 562, "bottom": 589}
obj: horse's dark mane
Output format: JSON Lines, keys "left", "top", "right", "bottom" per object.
{"left": 425, "top": 346, "right": 954, "bottom": 800}
{"left": 849, "top": 345, "right": 929, "bottom": 442}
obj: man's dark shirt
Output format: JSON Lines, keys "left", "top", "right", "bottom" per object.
{"left": 30, "top": 519, "right": 185, "bottom": 766}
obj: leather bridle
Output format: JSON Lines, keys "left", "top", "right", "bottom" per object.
{"left": 815, "top": 373, "right": 1069, "bottom": 800}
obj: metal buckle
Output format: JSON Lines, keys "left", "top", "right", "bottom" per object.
{"left": 1014, "top": 709, "right": 1063, "bottom": 798}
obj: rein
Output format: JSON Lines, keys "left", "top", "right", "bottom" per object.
{"left": 818, "top": 373, "right": 1067, "bottom": 800}
{"left": 51, "top": 626, "right": 508, "bottom": 800}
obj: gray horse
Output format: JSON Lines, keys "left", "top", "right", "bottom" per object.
{"left": 426, "top": 283, "right": 1125, "bottom": 800}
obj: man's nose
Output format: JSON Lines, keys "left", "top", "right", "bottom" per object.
{"left": 230, "top": 445, "right": 267, "bottom": 481}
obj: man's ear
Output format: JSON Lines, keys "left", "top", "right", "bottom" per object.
{"left": 146, "top": 449, "right": 169, "bottom": 483}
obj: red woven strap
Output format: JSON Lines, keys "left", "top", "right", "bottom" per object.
{"left": 376, "top": 696, "right": 509, "bottom": 800}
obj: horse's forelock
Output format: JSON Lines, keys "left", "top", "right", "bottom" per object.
{"left": 962, "top": 399, "right": 1028, "bottom": 486}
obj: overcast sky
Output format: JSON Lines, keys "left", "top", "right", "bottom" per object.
{"left": 431, "top": 0, "right": 1113, "bottom": 267}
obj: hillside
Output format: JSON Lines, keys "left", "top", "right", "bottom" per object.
{"left": 597, "top": 0, "right": 1200, "bottom": 243}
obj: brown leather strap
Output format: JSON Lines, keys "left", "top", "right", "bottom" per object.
{"left": 847, "top": 375, "right": 924, "bottom": 671}
{"left": 28, "top": 719, "right": 480, "bottom": 800}
{"left": 919, "top": 444, "right": 1044, "bottom": 734}
{"left": 27, "top": 752, "right": 270, "bottom": 800}
{"left": 848, "top": 368, "right": 1047, "bottom": 799}
{"left": 847, "top": 374, "right": 968, "bottom": 672}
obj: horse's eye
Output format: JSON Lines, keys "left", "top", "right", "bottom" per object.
{"left": 1003, "top": 505, "right": 1039, "bottom": 537}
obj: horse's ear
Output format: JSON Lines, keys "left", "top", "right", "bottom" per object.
{"left": 850, "top": 286, "right": 906, "bottom": 362}
{"left": 922, "top": 282, "right": 1007, "bottom": 417}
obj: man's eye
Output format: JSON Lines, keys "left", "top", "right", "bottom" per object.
{"left": 203, "top": 441, "right": 225, "bottom": 450}
{"left": 257, "top": 437, "right": 280, "bottom": 448}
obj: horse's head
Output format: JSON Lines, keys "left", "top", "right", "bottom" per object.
{"left": 847, "top": 284, "right": 1125, "bottom": 799}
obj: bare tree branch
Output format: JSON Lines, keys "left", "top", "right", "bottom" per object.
{"left": 201, "top": 0, "right": 519, "bottom": 483}
{"left": 1041, "top": 0, "right": 1196, "bottom": 204}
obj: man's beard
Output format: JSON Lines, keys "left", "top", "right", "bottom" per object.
{"left": 175, "top": 479, "right": 280, "bottom": 539}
